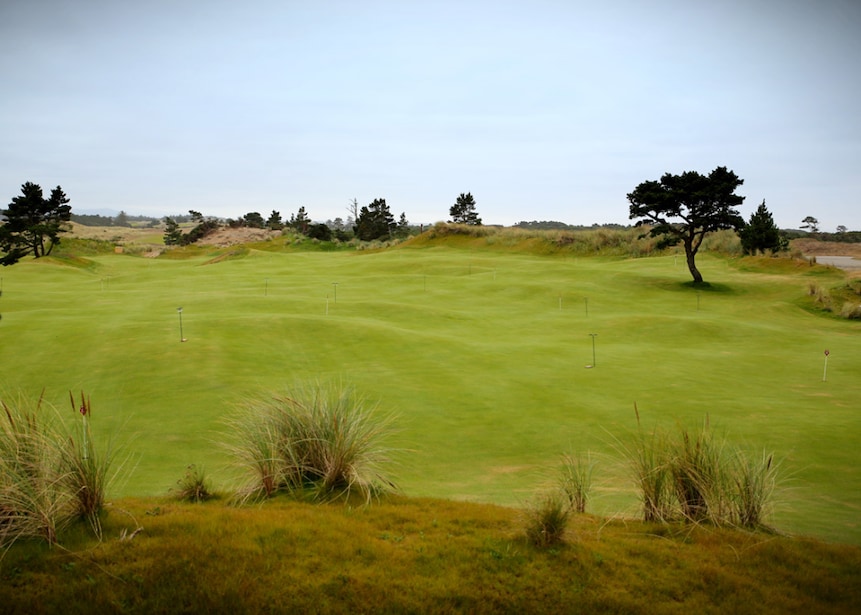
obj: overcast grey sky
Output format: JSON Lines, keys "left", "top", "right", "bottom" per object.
{"left": 2, "top": 0, "right": 859, "bottom": 230}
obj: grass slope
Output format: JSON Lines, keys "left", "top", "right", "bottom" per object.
{"left": 0, "top": 240, "right": 859, "bottom": 544}
{"left": 2, "top": 497, "right": 860, "bottom": 614}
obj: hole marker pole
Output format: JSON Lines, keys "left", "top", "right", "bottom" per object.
{"left": 177, "top": 307, "right": 185, "bottom": 342}
{"left": 823, "top": 349, "right": 830, "bottom": 382}
{"left": 589, "top": 333, "right": 597, "bottom": 367}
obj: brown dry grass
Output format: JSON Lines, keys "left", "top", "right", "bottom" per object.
{"left": 791, "top": 238, "right": 861, "bottom": 257}
{"left": 66, "top": 223, "right": 282, "bottom": 249}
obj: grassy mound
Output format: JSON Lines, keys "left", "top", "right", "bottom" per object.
{"left": 1, "top": 497, "right": 859, "bottom": 613}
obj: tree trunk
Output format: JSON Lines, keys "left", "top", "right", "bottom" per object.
{"left": 685, "top": 243, "right": 703, "bottom": 284}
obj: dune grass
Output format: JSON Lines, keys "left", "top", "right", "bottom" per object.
{"left": 224, "top": 382, "right": 398, "bottom": 504}
{"left": 0, "top": 238, "right": 859, "bottom": 544}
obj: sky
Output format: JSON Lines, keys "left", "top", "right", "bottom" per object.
{"left": 1, "top": 0, "right": 859, "bottom": 230}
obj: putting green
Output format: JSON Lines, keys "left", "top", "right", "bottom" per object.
{"left": 1, "top": 246, "right": 858, "bottom": 543}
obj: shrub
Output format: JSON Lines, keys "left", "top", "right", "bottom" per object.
{"left": 172, "top": 464, "right": 213, "bottom": 503}
{"left": 840, "top": 302, "right": 861, "bottom": 319}
{"left": 559, "top": 452, "right": 595, "bottom": 514}
{"left": 226, "top": 382, "right": 398, "bottom": 504}
{"left": 807, "top": 283, "right": 832, "bottom": 311}
{"left": 524, "top": 492, "right": 570, "bottom": 547}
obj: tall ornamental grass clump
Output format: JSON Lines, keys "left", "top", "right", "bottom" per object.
{"left": 621, "top": 411, "right": 780, "bottom": 529}
{"left": 732, "top": 450, "right": 779, "bottom": 529}
{"left": 0, "top": 391, "right": 119, "bottom": 548}
{"left": 0, "top": 393, "right": 72, "bottom": 547}
{"left": 613, "top": 408, "right": 674, "bottom": 523}
{"left": 226, "top": 383, "right": 398, "bottom": 504}
{"left": 61, "top": 392, "right": 119, "bottom": 538}
{"left": 559, "top": 451, "right": 596, "bottom": 514}
{"left": 670, "top": 417, "right": 728, "bottom": 523}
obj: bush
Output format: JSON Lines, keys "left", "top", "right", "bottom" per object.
{"left": 807, "top": 283, "right": 832, "bottom": 311}
{"left": 840, "top": 302, "right": 861, "bottom": 319}
{"left": 524, "top": 492, "right": 570, "bottom": 547}
{"left": 225, "top": 382, "right": 398, "bottom": 504}
{"left": 172, "top": 464, "right": 213, "bottom": 503}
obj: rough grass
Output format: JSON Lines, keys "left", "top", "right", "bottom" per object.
{"left": 1, "top": 234, "right": 859, "bottom": 544}
{"left": 0, "top": 497, "right": 859, "bottom": 614}
{"left": 224, "top": 383, "right": 398, "bottom": 504}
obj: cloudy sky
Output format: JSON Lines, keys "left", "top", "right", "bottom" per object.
{"left": 2, "top": 0, "right": 859, "bottom": 230}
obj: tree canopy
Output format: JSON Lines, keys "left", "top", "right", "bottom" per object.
{"left": 801, "top": 216, "right": 819, "bottom": 234}
{"left": 627, "top": 166, "right": 745, "bottom": 284}
{"left": 354, "top": 198, "right": 395, "bottom": 241}
{"left": 739, "top": 200, "right": 786, "bottom": 255}
{"left": 449, "top": 193, "right": 482, "bottom": 225}
{"left": 1, "top": 182, "right": 72, "bottom": 266}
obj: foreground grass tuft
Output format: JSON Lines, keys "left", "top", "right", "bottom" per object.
{"left": 171, "top": 464, "right": 214, "bottom": 503}
{"left": 524, "top": 491, "right": 571, "bottom": 547}
{"left": 620, "top": 411, "right": 781, "bottom": 529}
{"left": 225, "top": 382, "right": 398, "bottom": 504}
{"left": 559, "top": 451, "right": 596, "bottom": 514}
{"left": 0, "top": 391, "right": 122, "bottom": 549}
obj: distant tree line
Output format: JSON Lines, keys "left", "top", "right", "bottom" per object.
{"left": 513, "top": 221, "right": 629, "bottom": 231}
{"left": 71, "top": 212, "right": 160, "bottom": 227}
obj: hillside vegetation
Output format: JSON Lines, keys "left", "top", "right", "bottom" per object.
{"left": 1, "top": 497, "right": 859, "bottom": 614}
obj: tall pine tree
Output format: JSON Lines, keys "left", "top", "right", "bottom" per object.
{"left": 739, "top": 200, "right": 786, "bottom": 255}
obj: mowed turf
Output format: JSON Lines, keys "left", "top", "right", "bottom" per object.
{"left": 0, "top": 244, "right": 859, "bottom": 544}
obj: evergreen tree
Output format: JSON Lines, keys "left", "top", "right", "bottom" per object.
{"left": 396, "top": 212, "right": 410, "bottom": 238}
{"left": 449, "top": 192, "right": 482, "bottom": 225}
{"left": 801, "top": 216, "right": 819, "bottom": 234}
{"left": 628, "top": 166, "right": 745, "bottom": 284}
{"left": 354, "top": 198, "right": 395, "bottom": 241}
{"left": 267, "top": 210, "right": 283, "bottom": 230}
{"left": 163, "top": 217, "right": 182, "bottom": 245}
{"left": 739, "top": 200, "right": 787, "bottom": 255}
{"left": 243, "top": 212, "right": 265, "bottom": 228}
{"left": 1, "top": 182, "right": 72, "bottom": 265}
{"left": 290, "top": 207, "right": 310, "bottom": 234}
{"left": 114, "top": 210, "right": 130, "bottom": 227}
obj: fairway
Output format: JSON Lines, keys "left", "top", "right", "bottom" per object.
{"left": 1, "top": 245, "right": 859, "bottom": 544}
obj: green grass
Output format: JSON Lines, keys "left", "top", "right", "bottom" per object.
{"left": 0, "top": 240, "right": 859, "bottom": 544}
{"left": 1, "top": 497, "right": 859, "bottom": 613}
